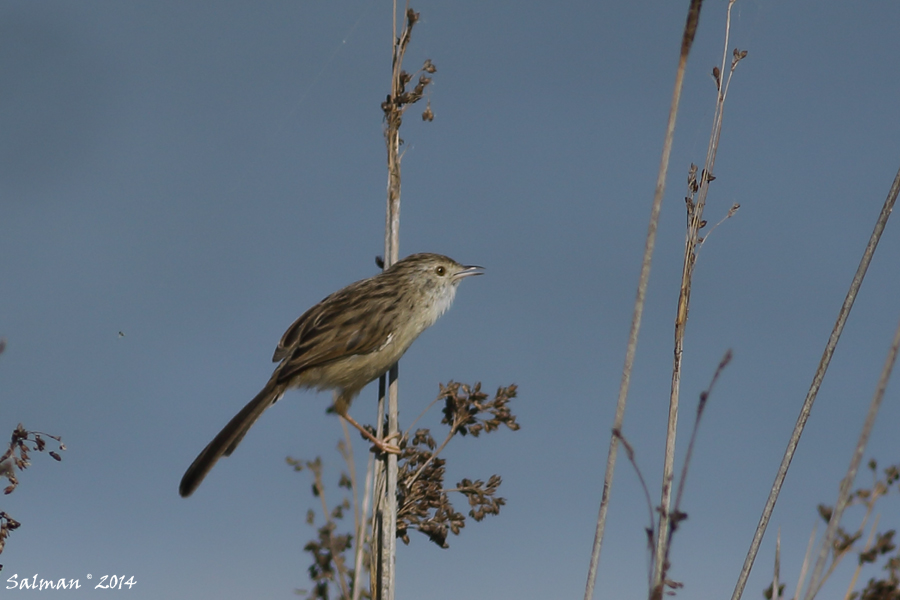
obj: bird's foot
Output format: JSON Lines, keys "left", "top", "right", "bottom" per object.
{"left": 370, "top": 432, "right": 401, "bottom": 455}
{"left": 340, "top": 413, "right": 402, "bottom": 454}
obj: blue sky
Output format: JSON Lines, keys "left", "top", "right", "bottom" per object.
{"left": 2, "top": 1, "right": 900, "bottom": 598}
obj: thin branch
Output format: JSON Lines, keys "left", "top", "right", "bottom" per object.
{"left": 341, "top": 418, "right": 372, "bottom": 600}
{"left": 374, "top": 4, "right": 431, "bottom": 598}
{"left": 654, "top": 0, "right": 744, "bottom": 589}
{"left": 312, "top": 460, "right": 352, "bottom": 600}
{"left": 611, "top": 429, "right": 657, "bottom": 591}
{"left": 652, "top": 350, "right": 732, "bottom": 598}
{"left": 408, "top": 428, "right": 454, "bottom": 488}
{"left": 773, "top": 529, "right": 781, "bottom": 600}
{"left": 672, "top": 350, "right": 731, "bottom": 517}
{"left": 793, "top": 523, "right": 818, "bottom": 600}
{"left": 583, "top": 3, "right": 705, "bottom": 598}
{"left": 339, "top": 421, "right": 359, "bottom": 543}
{"left": 404, "top": 395, "right": 443, "bottom": 440}
{"left": 695, "top": 202, "right": 740, "bottom": 252}
{"left": 804, "top": 312, "right": 900, "bottom": 600}
{"left": 353, "top": 450, "right": 375, "bottom": 600}
{"left": 731, "top": 160, "right": 900, "bottom": 600}
{"left": 844, "top": 514, "right": 880, "bottom": 600}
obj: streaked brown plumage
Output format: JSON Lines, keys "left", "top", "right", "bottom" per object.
{"left": 179, "top": 253, "right": 482, "bottom": 497}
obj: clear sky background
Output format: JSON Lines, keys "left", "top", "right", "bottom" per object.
{"left": 2, "top": 1, "right": 900, "bottom": 598}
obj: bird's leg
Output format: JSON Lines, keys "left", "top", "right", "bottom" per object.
{"left": 339, "top": 412, "right": 401, "bottom": 455}
{"left": 332, "top": 392, "right": 401, "bottom": 455}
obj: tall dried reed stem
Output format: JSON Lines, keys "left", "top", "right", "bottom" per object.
{"left": 803, "top": 315, "right": 900, "bottom": 600}
{"left": 731, "top": 163, "right": 900, "bottom": 600}
{"left": 653, "top": 0, "right": 742, "bottom": 588}
{"left": 843, "top": 515, "right": 880, "bottom": 599}
{"left": 372, "top": 3, "right": 417, "bottom": 598}
{"left": 582, "top": 2, "right": 704, "bottom": 599}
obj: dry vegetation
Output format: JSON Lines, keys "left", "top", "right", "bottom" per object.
{"left": 579, "top": 1, "right": 900, "bottom": 600}
{"left": 0, "top": 421, "right": 65, "bottom": 572}
{"left": 291, "top": 7, "right": 520, "bottom": 600}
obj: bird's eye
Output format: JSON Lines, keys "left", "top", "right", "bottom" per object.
{"left": 435, "top": 266, "right": 446, "bottom": 276}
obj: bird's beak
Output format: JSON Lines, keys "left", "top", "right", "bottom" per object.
{"left": 454, "top": 265, "right": 484, "bottom": 280}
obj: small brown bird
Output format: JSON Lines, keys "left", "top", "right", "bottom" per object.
{"left": 179, "top": 253, "right": 482, "bottom": 497}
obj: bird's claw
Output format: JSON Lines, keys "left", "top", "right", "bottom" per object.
{"left": 371, "top": 432, "right": 401, "bottom": 455}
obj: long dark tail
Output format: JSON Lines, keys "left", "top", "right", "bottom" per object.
{"left": 179, "top": 379, "right": 287, "bottom": 497}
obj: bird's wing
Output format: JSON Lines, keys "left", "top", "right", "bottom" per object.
{"left": 271, "top": 280, "right": 394, "bottom": 382}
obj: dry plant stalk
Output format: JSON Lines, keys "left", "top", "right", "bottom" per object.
{"left": 653, "top": 0, "right": 745, "bottom": 590}
{"left": 348, "top": 419, "right": 375, "bottom": 600}
{"left": 802, "top": 309, "right": 900, "bottom": 600}
{"left": 772, "top": 530, "right": 783, "bottom": 600}
{"left": 288, "top": 456, "right": 357, "bottom": 600}
{"left": 298, "top": 5, "right": 511, "bottom": 598}
{"left": 779, "top": 460, "right": 900, "bottom": 600}
{"left": 844, "top": 514, "right": 881, "bottom": 599}
{"left": 793, "top": 523, "right": 818, "bottom": 600}
{"left": 583, "top": 2, "right": 704, "bottom": 597}
{"left": 372, "top": 5, "right": 436, "bottom": 600}
{"left": 649, "top": 350, "right": 732, "bottom": 600}
{"left": 731, "top": 156, "right": 900, "bottom": 600}
{"left": 395, "top": 383, "right": 518, "bottom": 547}
{"left": 293, "top": 383, "right": 518, "bottom": 599}
{"left": 610, "top": 351, "right": 731, "bottom": 599}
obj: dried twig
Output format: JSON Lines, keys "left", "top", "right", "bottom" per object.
{"left": 395, "top": 383, "right": 518, "bottom": 548}
{"left": 288, "top": 456, "right": 360, "bottom": 600}
{"left": 732, "top": 162, "right": 900, "bottom": 600}
{"left": 373, "top": 5, "right": 436, "bottom": 599}
{"left": 651, "top": 351, "right": 732, "bottom": 599}
{"left": 584, "top": 2, "right": 705, "bottom": 597}
{"left": 806, "top": 305, "right": 900, "bottom": 600}
{"left": 654, "top": 0, "right": 746, "bottom": 587}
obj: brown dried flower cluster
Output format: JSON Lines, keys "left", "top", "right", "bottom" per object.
{"left": 292, "top": 382, "right": 519, "bottom": 597}
{"left": 380, "top": 9, "right": 438, "bottom": 126}
{"left": 0, "top": 423, "right": 64, "bottom": 570}
{"left": 1, "top": 424, "right": 64, "bottom": 496}
{"left": 396, "top": 382, "right": 518, "bottom": 548}
{"left": 438, "top": 381, "right": 519, "bottom": 438}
